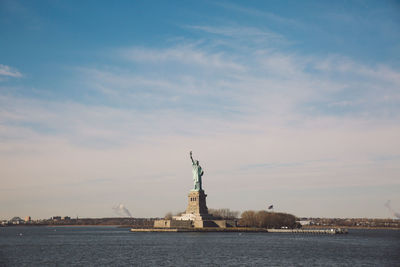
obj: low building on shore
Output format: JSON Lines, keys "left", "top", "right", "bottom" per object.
{"left": 10, "top": 217, "right": 24, "bottom": 225}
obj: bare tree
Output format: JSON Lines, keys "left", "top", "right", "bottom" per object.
{"left": 239, "top": 210, "right": 257, "bottom": 227}
{"left": 239, "top": 210, "right": 299, "bottom": 229}
{"left": 209, "top": 208, "right": 240, "bottom": 219}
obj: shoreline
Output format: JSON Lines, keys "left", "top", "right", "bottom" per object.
{"left": 302, "top": 226, "right": 400, "bottom": 230}
{"left": 2, "top": 224, "right": 399, "bottom": 230}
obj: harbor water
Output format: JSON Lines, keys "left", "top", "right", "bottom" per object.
{"left": 0, "top": 226, "right": 399, "bottom": 266}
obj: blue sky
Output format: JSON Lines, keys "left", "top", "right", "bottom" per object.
{"left": 1, "top": 0, "right": 400, "bottom": 219}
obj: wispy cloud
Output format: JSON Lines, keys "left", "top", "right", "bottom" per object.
{"left": 214, "top": 2, "right": 302, "bottom": 28}
{"left": 120, "top": 45, "right": 244, "bottom": 71}
{"left": 188, "top": 25, "right": 285, "bottom": 41}
{"left": 0, "top": 64, "right": 22, "bottom": 78}
{"left": 3, "top": 23, "right": 398, "bottom": 151}
{"left": 115, "top": 42, "right": 400, "bottom": 119}
{"left": 314, "top": 56, "right": 400, "bottom": 86}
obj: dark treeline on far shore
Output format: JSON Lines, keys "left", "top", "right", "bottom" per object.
{"left": 300, "top": 217, "right": 400, "bottom": 228}
{"left": 1, "top": 217, "right": 156, "bottom": 228}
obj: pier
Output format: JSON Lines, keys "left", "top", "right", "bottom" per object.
{"left": 130, "top": 228, "right": 348, "bottom": 234}
{"left": 267, "top": 228, "right": 348, "bottom": 234}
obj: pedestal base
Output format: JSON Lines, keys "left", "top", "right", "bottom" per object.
{"left": 159, "top": 188, "right": 232, "bottom": 228}
{"left": 186, "top": 190, "right": 209, "bottom": 215}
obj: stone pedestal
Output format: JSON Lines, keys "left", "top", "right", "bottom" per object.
{"left": 186, "top": 190, "right": 208, "bottom": 215}
{"left": 155, "top": 188, "right": 232, "bottom": 229}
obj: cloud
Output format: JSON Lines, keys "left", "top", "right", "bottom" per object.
{"left": 188, "top": 25, "right": 285, "bottom": 41}
{"left": 0, "top": 64, "right": 22, "bottom": 78}
{"left": 1, "top": 20, "right": 399, "bottom": 218}
{"left": 120, "top": 45, "right": 244, "bottom": 71}
{"left": 2, "top": 27, "right": 399, "bottom": 151}
{"left": 314, "top": 56, "right": 400, "bottom": 86}
{"left": 214, "top": 2, "right": 302, "bottom": 29}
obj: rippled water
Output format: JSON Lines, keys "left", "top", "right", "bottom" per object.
{"left": 0, "top": 226, "right": 399, "bottom": 266}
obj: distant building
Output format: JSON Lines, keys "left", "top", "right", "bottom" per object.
{"left": 298, "top": 220, "right": 311, "bottom": 226}
{"left": 24, "top": 216, "right": 31, "bottom": 222}
{"left": 10, "top": 217, "right": 24, "bottom": 224}
{"left": 62, "top": 216, "right": 71, "bottom": 220}
{"left": 52, "top": 216, "right": 61, "bottom": 221}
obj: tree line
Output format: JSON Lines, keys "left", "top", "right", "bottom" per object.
{"left": 239, "top": 210, "right": 300, "bottom": 229}
{"left": 208, "top": 208, "right": 240, "bottom": 220}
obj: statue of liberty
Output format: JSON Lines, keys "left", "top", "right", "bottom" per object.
{"left": 190, "top": 151, "right": 204, "bottom": 191}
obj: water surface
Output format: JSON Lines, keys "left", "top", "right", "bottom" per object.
{"left": 0, "top": 226, "right": 399, "bottom": 266}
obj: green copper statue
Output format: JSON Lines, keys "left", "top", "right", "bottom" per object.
{"left": 190, "top": 151, "right": 204, "bottom": 191}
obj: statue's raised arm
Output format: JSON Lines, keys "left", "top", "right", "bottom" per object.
{"left": 190, "top": 151, "right": 195, "bottom": 164}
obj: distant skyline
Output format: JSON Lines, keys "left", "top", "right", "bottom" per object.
{"left": 1, "top": 0, "right": 399, "bottom": 219}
